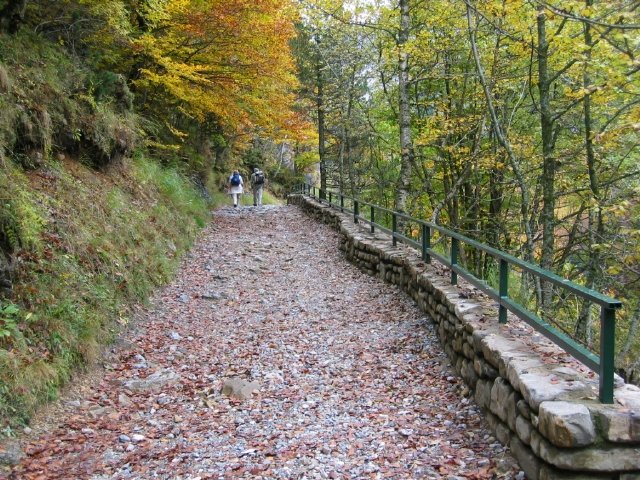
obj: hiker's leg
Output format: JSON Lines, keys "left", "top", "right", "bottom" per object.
{"left": 257, "top": 187, "right": 263, "bottom": 206}
{"left": 253, "top": 188, "right": 258, "bottom": 206}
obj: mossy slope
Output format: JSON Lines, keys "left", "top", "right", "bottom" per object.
{"left": 0, "top": 31, "right": 211, "bottom": 432}
{"left": 0, "top": 155, "right": 209, "bottom": 431}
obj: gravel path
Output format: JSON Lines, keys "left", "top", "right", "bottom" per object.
{"left": 9, "top": 205, "right": 520, "bottom": 479}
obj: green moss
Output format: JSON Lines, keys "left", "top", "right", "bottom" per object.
{"left": 0, "top": 165, "right": 45, "bottom": 251}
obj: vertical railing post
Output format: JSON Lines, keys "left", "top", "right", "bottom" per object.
{"left": 422, "top": 224, "right": 431, "bottom": 263}
{"left": 370, "top": 206, "right": 375, "bottom": 233}
{"left": 392, "top": 213, "right": 397, "bottom": 246}
{"left": 328, "top": 191, "right": 332, "bottom": 205}
{"left": 451, "top": 237, "right": 459, "bottom": 285}
{"left": 340, "top": 195, "right": 344, "bottom": 212}
{"left": 499, "top": 259, "right": 509, "bottom": 324}
{"left": 599, "top": 306, "right": 616, "bottom": 403}
{"left": 354, "top": 200, "right": 359, "bottom": 224}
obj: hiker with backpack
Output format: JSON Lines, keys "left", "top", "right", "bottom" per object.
{"left": 228, "top": 170, "right": 244, "bottom": 207}
{"left": 250, "top": 167, "right": 266, "bottom": 207}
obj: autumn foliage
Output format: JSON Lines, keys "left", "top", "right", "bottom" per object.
{"left": 130, "top": 0, "right": 303, "bottom": 139}
{"left": 6, "top": 0, "right": 311, "bottom": 154}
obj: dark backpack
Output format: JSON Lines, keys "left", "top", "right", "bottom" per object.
{"left": 254, "top": 172, "right": 264, "bottom": 185}
{"left": 230, "top": 173, "right": 241, "bottom": 186}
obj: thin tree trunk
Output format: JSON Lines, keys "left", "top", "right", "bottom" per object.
{"left": 466, "top": 4, "right": 541, "bottom": 300}
{"left": 431, "top": 162, "right": 472, "bottom": 224}
{"left": 621, "top": 306, "right": 640, "bottom": 360}
{"left": 575, "top": 0, "right": 604, "bottom": 342}
{"left": 315, "top": 42, "right": 327, "bottom": 198}
{"left": 394, "top": 0, "right": 414, "bottom": 220}
{"left": 537, "top": 5, "right": 556, "bottom": 313}
{"left": 346, "top": 63, "right": 357, "bottom": 196}
{"left": 338, "top": 135, "right": 345, "bottom": 193}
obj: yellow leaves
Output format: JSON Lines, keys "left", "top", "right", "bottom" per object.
{"left": 627, "top": 229, "right": 640, "bottom": 239}
{"left": 144, "top": 140, "right": 181, "bottom": 152}
{"left": 79, "top": 0, "right": 131, "bottom": 35}
{"left": 164, "top": 123, "right": 188, "bottom": 140}
{"left": 295, "top": 150, "right": 319, "bottom": 172}
{"left": 606, "top": 201, "right": 631, "bottom": 219}
{"left": 130, "top": 0, "right": 303, "bottom": 138}
{"left": 565, "top": 85, "right": 598, "bottom": 101}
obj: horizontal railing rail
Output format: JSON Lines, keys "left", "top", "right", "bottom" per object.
{"left": 296, "top": 183, "right": 623, "bottom": 403}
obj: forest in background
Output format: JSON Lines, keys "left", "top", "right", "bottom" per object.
{"left": 0, "top": 0, "right": 639, "bottom": 431}
{"left": 294, "top": 0, "right": 640, "bottom": 383}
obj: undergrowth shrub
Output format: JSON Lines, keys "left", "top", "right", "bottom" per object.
{"left": 79, "top": 104, "right": 138, "bottom": 168}
{"left": 266, "top": 165, "right": 304, "bottom": 198}
{"left": 93, "top": 71, "right": 133, "bottom": 113}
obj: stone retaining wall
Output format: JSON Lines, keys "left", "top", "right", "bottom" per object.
{"left": 289, "top": 194, "right": 640, "bottom": 480}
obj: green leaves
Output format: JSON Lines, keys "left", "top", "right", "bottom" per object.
{"left": 0, "top": 303, "right": 21, "bottom": 342}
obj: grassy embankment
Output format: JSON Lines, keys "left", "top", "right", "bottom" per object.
{"left": 0, "top": 156, "right": 217, "bottom": 435}
{"left": 0, "top": 31, "right": 230, "bottom": 433}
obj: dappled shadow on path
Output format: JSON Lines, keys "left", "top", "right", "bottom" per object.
{"left": 10, "top": 206, "right": 521, "bottom": 479}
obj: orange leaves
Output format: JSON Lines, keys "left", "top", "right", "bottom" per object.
{"left": 132, "top": 0, "right": 303, "bottom": 138}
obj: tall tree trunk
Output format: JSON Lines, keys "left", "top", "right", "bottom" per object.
{"left": 345, "top": 63, "right": 357, "bottom": 196}
{"left": 338, "top": 132, "right": 345, "bottom": 194}
{"left": 537, "top": 5, "right": 556, "bottom": 312}
{"left": 315, "top": 42, "right": 327, "bottom": 199}
{"left": 620, "top": 306, "right": 640, "bottom": 364}
{"left": 394, "top": 0, "right": 414, "bottom": 218}
{"left": 575, "top": 0, "right": 604, "bottom": 342}
{"left": 466, "top": 4, "right": 540, "bottom": 300}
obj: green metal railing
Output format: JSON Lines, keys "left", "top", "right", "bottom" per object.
{"left": 298, "top": 183, "right": 623, "bottom": 403}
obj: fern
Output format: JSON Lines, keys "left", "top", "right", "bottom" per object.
{"left": 0, "top": 302, "right": 20, "bottom": 343}
{"left": 0, "top": 204, "right": 21, "bottom": 252}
